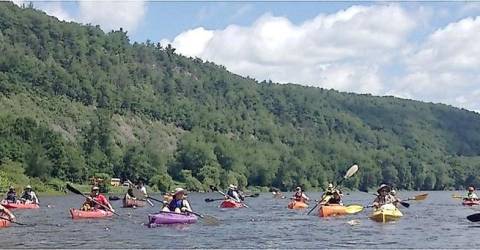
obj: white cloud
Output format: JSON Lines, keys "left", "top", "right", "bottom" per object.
{"left": 166, "top": 4, "right": 415, "bottom": 95}
{"left": 77, "top": 1, "right": 146, "bottom": 32}
{"left": 392, "top": 16, "right": 480, "bottom": 111}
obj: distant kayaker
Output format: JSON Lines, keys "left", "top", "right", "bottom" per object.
{"left": 20, "top": 185, "right": 39, "bottom": 204}
{"left": 124, "top": 186, "right": 137, "bottom": 201}
{"left": 5, "top": 186, "right": 17, "bottom": 203}
{"left": 292, "top": 187, "right": 310, "bottom": 203}
{"left": 226, "top": 184, "right": 244, "bottom": 202}
{"left": 372, "top": 184, "right": 399, "bottom": 208}
{"left": 465, "top": 186, "right": 479, "bottom": 200}
{"left": 0, "top": 204, "right": 15, "bottom": 221}
{"left": 137, "top": 181, "right": 148, "bottom": 197}
{"left": 82, "top": 186, "right": 115, "bottom": 212}
{"left": 162, "top": 188, "right": 192, "bottom": 213}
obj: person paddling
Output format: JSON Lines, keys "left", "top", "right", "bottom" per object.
{"left": 20, "top": 185, "right": 39, "bottom": 204}
{"left": 226, "top": 184, "right": 244, "bottom": 202}
{"left": 137, "top": 181, "right": 148, "bottom": 197}
{"left": 292, "top": 187, "right": 310, "bottom": 203}
{"left": 321, "top": 183, "right": 343, "bottom": 205}
{"left": 162, "top": 188, "right": 192, "bottom": 213}
{"left": 465, "top": 186, "right": 479, "bottom": 200}
{"left": 372, "top": 184, "right": 400, "bottom": 208}
{"left": 124, "top": 186, "right": 137, "bottom": 201}
{"left": 5, "top": 186, "right": 17, "bottom": 203}
{"left": 0, "top": 204, "right": 15, "bottom": 221}
{"left": 81, "top": 186, "right": 115, "bottom": 212}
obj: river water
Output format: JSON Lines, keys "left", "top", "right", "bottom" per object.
{"left": 0, "top": 191, "right": 478, "bottom": 248}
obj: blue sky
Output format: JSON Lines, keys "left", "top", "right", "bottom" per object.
{"left": 16, "top": 1, "right": 480, "bottom": 112}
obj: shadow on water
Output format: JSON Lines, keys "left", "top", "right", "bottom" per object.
{"left": 0, "top": 191, "right": 478, "bottom": 248}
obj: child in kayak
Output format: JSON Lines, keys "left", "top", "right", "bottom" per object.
{"left": 162, "top": 188, "right": 192, "bottom": 213}
{"left": 81, "top": 186, "right": 115, "bottom": 212}
{"left": 372, "top": 184, "right": 399, "bottom": 208}
{"left": 0, "top": 204, "right": 15, "bottom": 221}
{"left": 465, "top": 186, "right": 479, "bottom": 200}
{"left": 20, "top": 185, "right": 39, "bottom": 204}
{"left": 292, "top": 187, "right": 310, "bottom": 203}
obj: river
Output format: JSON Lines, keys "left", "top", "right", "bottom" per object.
{"left": 0, "top": 191, "right": 478, "bottom": 248}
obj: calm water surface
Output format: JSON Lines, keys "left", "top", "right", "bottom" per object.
{"left": 0, "top": 191, "right": 478, "bottom": 248}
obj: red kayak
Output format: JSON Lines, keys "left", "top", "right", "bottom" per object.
{"left": 220, "top": 200, "right": 244, "bottom": 208}
{"left": 462, "top": 199, "right": 480, "bottom": 206}
{"left": 70, "top": 208, "right": 114, "bottom": 219}
{"left": 1, "top": 200, "right": 39, "bottom": 209}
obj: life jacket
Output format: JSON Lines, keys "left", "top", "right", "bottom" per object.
{"left": 327, "top": 195, "right": 341, "bottom": 205}
{"left": 168, "top": 198, "right": 185, "bottom": 211}
{"left": 294, "top": 192, "right": 304, "bottom": 201}
{"left": 21, "top": 191, "right": 32, "bottom": 201}
{"left": 6, "top": 191, "right": 16, "bottom": 202}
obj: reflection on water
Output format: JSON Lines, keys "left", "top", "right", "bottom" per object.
{"left": 0, "top": 191, "right": 478, "bottom": 248}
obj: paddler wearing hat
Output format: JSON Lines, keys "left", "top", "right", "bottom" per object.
{"left": 372, "top": 184, "right": 399, "bottom": 209}
{"left": 162, "top": 188, "right": 192, "bottom": 213}
{"left": 226, "top": 184, "right": 244, "bottom": 202}
{"left": 465, "top": 186, "right": 479, "bottom": 201}
{"left": 320, "top": 183, "right": 343, "bottom": 205}
{"left": 292, "top": 186, "right": 310, "bottom": 203}
{"left": 81, "top": 186, "right": 115, "bottom": 212}
{"left": 20, "top": 185, "right": 39, "bottom": 204}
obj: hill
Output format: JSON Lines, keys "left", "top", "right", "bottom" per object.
{"left": 1, "top": 2, "right": 480, "bottom": 192}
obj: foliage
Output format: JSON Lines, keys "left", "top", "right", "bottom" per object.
{"left": 0, "top": 2, "right": 479, "bottom": 192}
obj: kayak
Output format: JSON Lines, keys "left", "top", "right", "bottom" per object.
{"left": 123, "top": 197, "right": 146, "bottom": 208}
{"left": 370, "top": 204, "right": 403, "bottom": 223}
{"left": 462, "top": 199, "right": 480, "bottom": 206}
{"left": 0, "top": 213, "right": 11, "bottom": 228}
{"left": 287, "top": 200, "right": 308, "bottom": 209}
{"left": 70, "top": 208, "right": 114, "bottom": 219}
{"left": 318, "top": 204, "right": 347, "bottom": 217}
{"left": 1, "top": 200, "right": 39, "bottom": 209}
{"left": 148, "top": 211, "right": 197, "bottom": 226}
{"left": 220, "top": 200, "right": 244, "bottom": 208}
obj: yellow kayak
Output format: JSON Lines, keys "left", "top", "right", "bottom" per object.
{"left": 370, "top": 204, "right": 403, "bottom": 223}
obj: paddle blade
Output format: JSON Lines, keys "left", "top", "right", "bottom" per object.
{"left": 467, "top": 213, "right": 480, "bottom": 222}
{"left": 399, "top": 201, "right": 410, "bottom": 208}
{"left": 66, "top": 183, "right": 83, "bottom": 195}
{"left": 344, "top": 164, "right": 359, "bottom": 179}
{"left": 248, "top": 193, "right": 260, "bottom": 198}
{"left": 205, "top": 198, "right": 215, "bottom": 203}
{"left": 345, "top": 204, "right": 364, "bottom": 214}
{"left": 201, "top": 215, "right": 220, "bottom": 226}
{"left": 412, "top": 193, "right": 428, "bottom": 201}
{"left": 452, "top": 194, "right": 463, "bottom": 199}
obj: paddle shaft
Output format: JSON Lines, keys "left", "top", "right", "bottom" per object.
{"left": 205, "top": 198, "right": 226, "bottom": 202}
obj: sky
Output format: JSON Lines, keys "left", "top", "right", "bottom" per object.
{"left": 13, "top": 1, "right": 480, "bottom": 112}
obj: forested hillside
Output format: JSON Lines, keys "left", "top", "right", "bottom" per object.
{"left": 1, "top": 2, "right": 479, "bottom": 192}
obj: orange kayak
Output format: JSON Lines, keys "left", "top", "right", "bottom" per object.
{"left": 318, "top": 204, "right": 347, "bottom": 217}
{"left": 220, "top": 200, "right": 244, "bottom": 208}
{"left": 1, "top": 200, "right": 39, "bottom": 209}
{"left": 288, "top": 200, "right": 308, "bottom": 209}
{"left": 70, "top": 208, "right": 114, "bottom": 219}
{"left": 0, "top": 213, "right": 11, "bottom": 228}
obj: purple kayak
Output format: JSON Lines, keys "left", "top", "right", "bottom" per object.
{"left": 148, "top": 211, "right": 198, "bottom": 226}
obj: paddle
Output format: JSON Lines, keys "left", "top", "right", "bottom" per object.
{"left": 467, "top": 213, "right": 480, "bottom": 222}
{"left": 66, "top": 183, "right": 120, "bottom": 216}
{"left": 0, "top": 215, "right": 34, "bottom": 226}
{"left": 245, "top": 193, "right": 260, "bottom": 198}
{"left": 211, "top": 186, "right": 249, "bottom": 208}
{"left": 344, "top": 204, "right": 364, "bottom": 214}
{"left": 307, "top": 164, "right": 359, "bottom": 215}
{"left": 406, "top": 193, "right": 428, "bottom": 201}
{"left": 205, "top": 198, "right": 225, "bottom": 203}
{"left": 452, "top": 194, "right": 463, "bottom": 199}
